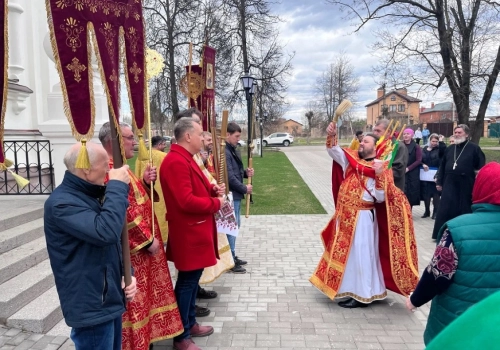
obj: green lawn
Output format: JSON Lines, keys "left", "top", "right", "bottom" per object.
{"left": 129, "top": 149, "right": 325, "bottom": 215}
{"left": 240, "top": 151, "right": 326, "bottom": 215}
{"left": 484, "top": 150, "right": 500, "bottom": 163}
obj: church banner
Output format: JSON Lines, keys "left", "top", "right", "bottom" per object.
{"left": 0, "top": 0, "right": 8, "bottom": 170}
{"left": 45, "top": 0, "right": 146, "bottom": 140}
{"left": 187, "top": 45, "right": 216, "bottom": 131}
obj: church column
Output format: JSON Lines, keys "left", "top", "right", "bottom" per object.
{"left": 7, "top": 0, "right": 27, "bottom": 82}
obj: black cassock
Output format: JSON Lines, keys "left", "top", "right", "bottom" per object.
{"left": 432, "top": 141, "right": 485, "bottom": 239}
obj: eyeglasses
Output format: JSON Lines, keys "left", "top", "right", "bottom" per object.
{"left": 122, "top": 135, "right": 135, "bottom": 141}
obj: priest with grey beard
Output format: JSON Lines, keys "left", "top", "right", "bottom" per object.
{"left": 431, "top": 124, "right": 485, "bottom": 240}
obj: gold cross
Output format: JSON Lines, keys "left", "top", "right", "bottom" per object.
{"left": 129, "top": 62, "right": 142, "bottom": 83}
{"left": 66, "top": 57, "right": 86, "bottom": 83}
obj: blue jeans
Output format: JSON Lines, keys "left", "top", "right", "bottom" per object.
{"left": 70, "top": 315, "right": 122, "bottom": 350}
{"left": 227, "top": 199, "right": 241, "bottom": 258}
{"left": 174, "top": 269, "right": 204, "bottom": 341}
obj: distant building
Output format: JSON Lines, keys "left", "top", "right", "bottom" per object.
{"left": 280, "top": 119, "right": 303, "bottom": 136}
{"left": 365, "top": 87, "right": 422, "bottom": 128}
{"left": 419, "top": 102, "right": 457, "bottom": 123}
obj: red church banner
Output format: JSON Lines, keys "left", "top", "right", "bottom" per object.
{"left": 46, "top": 0, "right": 146, "bottom": 139}
{"left": 187, "top": 45, "right": 216, "bottom": 131}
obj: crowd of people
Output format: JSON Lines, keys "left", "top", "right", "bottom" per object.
{"left": 43, "top": 113, "right": 497, "bottom": 349}
{"left": 44, "top": 108, "right": 253, "bottom": 350}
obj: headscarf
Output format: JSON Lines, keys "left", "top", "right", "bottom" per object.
{"left": 404, "top": 128, "right": 414, "bottom": 137}
{"left": 472, "top": 162, "right": 500, "bottom": 205}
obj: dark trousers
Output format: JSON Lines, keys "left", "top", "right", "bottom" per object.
{"left": 423, "top": 193, "right": 440, "bottom": 216}
{"left": 174, "top": 269, "right": 204, "bottom": 341}
{"left": 70, "top": 315, "right": 122, "bottom": 350}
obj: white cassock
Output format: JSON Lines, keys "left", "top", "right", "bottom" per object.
{"left": 328, "top": 145, "right": 387, "bottom": 303}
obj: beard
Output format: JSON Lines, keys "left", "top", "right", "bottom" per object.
{"left": 454, "top": 136, "right": 467, "bottom": 144}
{"left": 358, "top": 147, "right": 373, "bottom": 159}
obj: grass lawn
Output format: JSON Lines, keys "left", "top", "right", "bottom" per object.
{"left": 484, "top": 150, "right": 500, "bottom": 163}
{"left": 128, "top": 149, "right": 326, "bottom": 215}
{"left": 240, "top": 150, "right": 326, "bottom": 215}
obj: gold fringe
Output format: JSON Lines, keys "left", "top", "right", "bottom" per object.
{"left": 0, "top": 158, "right": 13, "bottom": 171}
{"left": 8, "top": 170, "right": 29, "bottom": 189}
{"left": 75, "top": 138, "right": 91, "bottom": 169}
{"left": 137, "top": 133, "right": 148, "bottom": 161}
{"left": 45, "top": 2, "right": 95, "bottom": 141}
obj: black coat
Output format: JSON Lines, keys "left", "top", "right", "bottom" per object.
{"left": 404, "top": 141, "right": 422, "bottom": 206}
{"left": 225, "top": 143, "right": 248, "bottom": 200}
{"left": 420, "top": 142, "right": 446, "bottom": 198}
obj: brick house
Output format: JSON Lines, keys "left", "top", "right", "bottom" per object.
{"left": 280, "top": 119, "right": 303, "bottom": 136}
{"left": 365, "top": 87, "right": 422, "bottom": 129}
{"left": 419, "top": 102, "right": 457, "bottom": 123}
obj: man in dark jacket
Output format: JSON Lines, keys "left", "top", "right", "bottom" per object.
{"left": 225, "top": 122, "right": 254, "bottom": 274}
{"left": 44, "top": 142, "right": 137, "bottom": 350}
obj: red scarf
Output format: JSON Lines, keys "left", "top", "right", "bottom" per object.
{"left": 472, "top": 162, "right": 500, "bottom": 205}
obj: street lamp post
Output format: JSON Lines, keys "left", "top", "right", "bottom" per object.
{"left": 240, "top": 72, "right": 256, "bottom": 161}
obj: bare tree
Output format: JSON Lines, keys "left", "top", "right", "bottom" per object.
{"left": 143, "top": 0, "right": 201, "bottom": 117}
{"left": 327, "top": 0, "right": 500, "bottom": 142}
{"left": 315, "top": 53, "right": 359, "bottom": 123}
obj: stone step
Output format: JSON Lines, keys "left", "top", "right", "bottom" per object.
{"left": 0, "top": 259, "right": 54, "bottom": 322}
{"left": 0, "top": 201, "right": 45, "bottom": 232}
{"left": 0, "top": 236, "right": 48, "bottom": 285}
{"left": 0, "top": 218, "right": 45, "bottom": 254}
{"left": 46, "top": 318, "right": 71, "bottom": 337}
{"left": 6, "top": 285, "right": 62, "bottom": 334}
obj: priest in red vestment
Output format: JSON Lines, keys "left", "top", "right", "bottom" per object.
{"left": 99, "top": 122, "right": 183, "bottom": 350}
{"left": 310, "top": 122, "right": 419, "bottom": 308}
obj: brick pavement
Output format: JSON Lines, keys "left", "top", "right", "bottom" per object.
{"left": 1, "top": 145, "right": 441, "bottom": 350}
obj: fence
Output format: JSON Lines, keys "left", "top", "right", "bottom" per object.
{"left": 0, "top": 140, "right": 54, "bottom": 195}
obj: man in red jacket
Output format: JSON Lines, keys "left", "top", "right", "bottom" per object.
{"left": 160, "top": 117, "right": 225, "bottom": 350}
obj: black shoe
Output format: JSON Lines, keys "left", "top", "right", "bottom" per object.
{"left": 338, "top": 298, "right": 369, "bottom": 308}
{"left": 421, "top": 212, "right": 430, "bottom": 218}
{"left": 197, "top": 287, "right": 218, "bottom": 299}
{"left": 431, "top": 212, "right": 437, "bottom": 220}
{"left": 230, "top": 265, "right": 246, "bottom": 274}
{"left": 195, "top": 305, "right": 211, "bottom": 317}
{"left": 234, "top": 256, "right": 247, "bottom": 266}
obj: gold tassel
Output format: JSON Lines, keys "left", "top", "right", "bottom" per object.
{"left": 75, "top": 138, "right": 91, "bottom": 169}
{"left": 0, "top": 159, "right": 13, "bottom": 171}
{"left": 8, "top": 170, "right": 29, "bottom": 189}
{"left": 138, "top": 133, "right": 149, "bottom": 161}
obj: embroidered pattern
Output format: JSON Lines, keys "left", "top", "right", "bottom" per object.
{"left": 427, "top": 230, "right": 458, "bottom": 280}
{"left": 129, "top": 62, "right": 142, "bottom": 83}
{"left": 60, "top": 17, "right": 84, "bottom": 52}
{"left": 66, "top": 57, "right": 86, "bottom": 82}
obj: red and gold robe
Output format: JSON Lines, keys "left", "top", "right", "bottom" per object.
{"left": 106, "top": 160, "right": 183, "bottom": 350}
{"left": 310, "top": 136, "right": 419, "bottom": 300}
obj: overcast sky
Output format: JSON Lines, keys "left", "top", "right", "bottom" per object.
{"left": 270, "top": 1, "right": 500, "bottom": 123}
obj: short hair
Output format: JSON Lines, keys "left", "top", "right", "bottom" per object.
{"left": 202, "top": 131, "right": 212, "bottom": 138}
{"left": 429, "top": 133, "right": 439, "bottom": 141}
{"left": 375, "top": 119, "right": 390, "bottom": 130}
{"left": 175, "top": 108, "right": 203, "bottom": 122}
{"left": 363, "top": 132, "right": 380, "bottom": 145}
{"left": 63, "top": 142, "right": 100, "bottom": 174}
{"left": 455, "top": 124, "right": 470, "bottom": 135}
{"left": 227, "top": 122, "right": 241, "bottom": 134}
{"left": 99, "top": 121, "right": 131, "bottom": 146}
{"left": 355, "top": 130, "right": 363, "bottom": 136}
{"left": 174, "top": 117, "right": 196, "bottom": 141}
{"left": 449, "top": 135, "right": 455, "bottom": 140}
{"left": 151, "top": 136, "right": 164, "bottom": 147}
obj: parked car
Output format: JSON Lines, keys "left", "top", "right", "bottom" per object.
{"left": 262, "top": 133, "right": 294, "bottom": 147}
{"left": 237, "top": 140, "right": 246, "bottom": 146}
{"left": 162, "top": 136, "right": 172, "bottom": 143}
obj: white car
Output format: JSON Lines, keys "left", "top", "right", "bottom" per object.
{"left": 237, "top": 140, "right": 246, "bottom": 146}
{"left": 262, "top": 133, "right": 294, "bottom": 147}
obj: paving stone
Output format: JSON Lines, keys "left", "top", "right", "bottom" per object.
{"left": 1, "top": 146, "right": 435, "bottom": 349}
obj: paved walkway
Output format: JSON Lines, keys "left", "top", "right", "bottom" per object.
{"left": 1, "top": 146, "right": 440, "bottom": 350}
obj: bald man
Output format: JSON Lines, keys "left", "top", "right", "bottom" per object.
{"left": 44, "top": 142, "right": 137, "bottom": 350}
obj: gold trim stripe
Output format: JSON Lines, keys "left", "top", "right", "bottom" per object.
{"left": 122, "top": 303, "right": 179, "bottom": 330}
{"left": 336, "top": 291, "right": 387, "bottom": 303}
